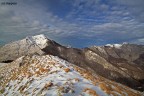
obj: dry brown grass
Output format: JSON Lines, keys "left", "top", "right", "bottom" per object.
{"left": 59, "top": 65, "right": 64, "bottom": 68}
{"left": 74, "top": 78, "right": 80, "bottom": 82}
{"left": 35, "top": 71, "right": 41, "bottom": 76}
{"left": 124, "top": 89, "right": 140, "bottom": 96}
{"left": 92, "top": 80, "right": 98, "bottom": 86}
{"left": 98, "top": 83, "right": 112, "bottom": 94}
{"left": 18, "top": 85, "right": 27, "bottom": 93}
{"left": 23, "top": 71, "right": 32, "bottom": 78}
{"left": 74, "top": 66, "right": 86, "bottom": 74}
{"left": 73, "top": 66, "right": 141, "bottom": 96}
{"left": 113, "top": 86, "right": 122, "bottom": 94}
{"left": 39, "top": 67, "right": 50, "bottom": 73}
{"left": 34, "top": 65, "right": 50, "bottom": 76}
{"left": 49, "top": 61, "right": 56, "bottom": 65}
{"left": 74, "top": 66, "right": 100, "bottom": 86}
{"left": 110, "top": 92, "right": 121, "bottom": 96}
{"left": 109, "top": 81, "right": 140, "bottom": 96}
{"left": 83, "top": 88, "right": 98, "bottom": 96}
{"left": 44, "top": 82, "right": 53, "bottom": 89}
{"left": 49, "top": 70, "right": 58, "bottom": 74}
{"left": 64, "top": 68, "right": 70, "bottom": 73}
{"left": 0, "top": 88, "right": 5, "bottom": 94}
{"left": 99, "top": 82, "right": 141, "bottom": 96}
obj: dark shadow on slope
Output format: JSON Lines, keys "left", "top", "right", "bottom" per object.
{"left": 2, "top": 60, "right": 13, "bottom": 63}
{"left": 43, "top": 41, "right": 144, "bottom": 91}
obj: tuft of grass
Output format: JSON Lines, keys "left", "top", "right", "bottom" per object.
{"left": 74, "top": 78, "right": 80, "bottom": 82}
{"left": 0, "top": 76, "right": 3, "bottom": 80}
{"left": 64, "top": 68, "right": 70, "bottom": 73}
{"left": 83, "top": 88, "right": 98, "bottom": 96}
{"left": 44, "top": 82, "right": 53, "bottom": 89}
{"left": 18, "top": 85, "right": 27, "bottom": 93}
{"left": 99, "top": 83, "right": 112, "bottom": 94}
{"left": 124, "top": 89, "right": 140, "bottom": 96}
{"left": 0, "top": 88, "right": 5, "bottom": 94}
{"left": 39, "top": 67, "right": 50, "bottom": 73}
{"left": 57, "top": 88, "right": 63, "bottom": 96}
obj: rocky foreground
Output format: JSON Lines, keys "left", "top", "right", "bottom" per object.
{"left": 0, "top": 55, "right": 142, "bottom": 96}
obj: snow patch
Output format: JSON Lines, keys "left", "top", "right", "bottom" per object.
{"left": 113, "top": 44, "right": 122, "bottom": 49}
{"left": 32, "top": 34, "right": 48, "bottom": 49}
{"left": 105, "top": 44, "right": 122, "bottom": 49}
{"left": 105, "top": 44, "right": 114, "bottom": 47}
{"left": 26, "top": 34, "right": 48, "bottom": 49}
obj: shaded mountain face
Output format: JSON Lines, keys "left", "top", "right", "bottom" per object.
{"left": 87, "top": 45, "right": 144, "bottom": 91}
{"left": 0, "top": 34, "right": 144, "bottom": 92}
{"left": 41, "top": 39, "right": 144, "bottom": 92}
{"left": 0, "top": 55, "right": 142, "bottom": 95}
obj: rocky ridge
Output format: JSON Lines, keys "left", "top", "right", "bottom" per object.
{"left": 0, "top": 55, "right": 142, "bottom": 96}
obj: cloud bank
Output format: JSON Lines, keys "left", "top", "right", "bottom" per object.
{"left": 0, "top": 0, "right": 144, "bottom": 47}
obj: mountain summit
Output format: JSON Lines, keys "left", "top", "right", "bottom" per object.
{"left": 0, "top": 34, "right": 49, "bottom": 63}
{"left": 26, "top": 34, "right": 49, "bottom": 49}
{"left": 0, "top": 34, "right": 144, "bottom": 93}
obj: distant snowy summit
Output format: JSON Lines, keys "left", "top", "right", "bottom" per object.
{"left": 26, "top": 34, "right": 49, "bottom": 49}
{"left": 105, "top": 44, "right": 122, "bottom": 49}
{"left": 0, "top": 34, "right": 50, "bottom": 62}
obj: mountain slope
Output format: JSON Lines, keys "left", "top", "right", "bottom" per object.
{"left": 0, "top": 34, "right": 144, "bottom": 91}
{"left": 85, "top": 44, "right": 144, "bottom": 91}
{"left": 42, "top": 40, "right": 144, "bottom": 91}
{"left": 0, "top": 34, "right": 48, "bottom": 63}
{"left": 0, "top": 55, "right": 142, "bottom": 96}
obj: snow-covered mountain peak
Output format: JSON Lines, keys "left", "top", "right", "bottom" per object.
{"left": 26, "top": 34, "right": 49, "bottom": 49}
{"left": 105, "top": 44, "right": 122, "bottom": 49}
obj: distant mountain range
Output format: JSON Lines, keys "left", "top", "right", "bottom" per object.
{"left": 0, "top": 34, "right": 144, "bottom": 95}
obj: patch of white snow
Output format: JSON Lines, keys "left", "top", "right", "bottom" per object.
{"left": 113, "top": 44, "right": 122, "bottom": 49}
{"left": 32, "top": 34, "right": 48, "bottom": 49}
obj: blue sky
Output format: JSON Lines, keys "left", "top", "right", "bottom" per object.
{"left": 0, "top": 0, "right": 144, "bottom": 47}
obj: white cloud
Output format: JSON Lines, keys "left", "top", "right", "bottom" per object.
{"left": 130, "top": 38, "right": 144, "bottom": 45}
{"left": 111, "top": 0, "right": 144, "bottom": 22}
{"left": 0, "top": 0, "right": 144, "bottom": 46}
